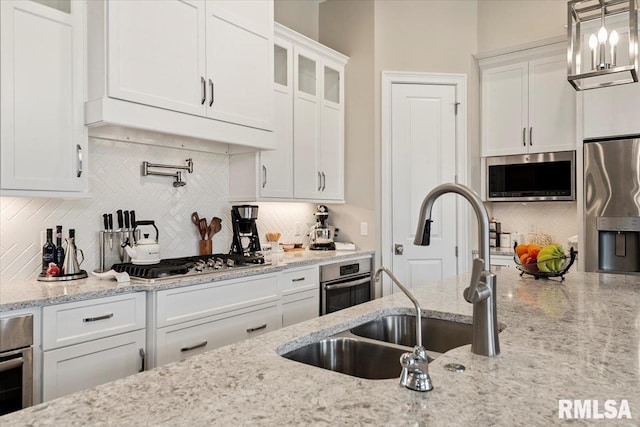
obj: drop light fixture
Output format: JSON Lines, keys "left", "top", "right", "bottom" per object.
{"left": 567, "top": 0, "right": 638, "bottom": 90}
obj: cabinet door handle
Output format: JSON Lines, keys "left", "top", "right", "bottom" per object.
{"left": 317, "top": 172, "right": 322, "bottom": 191}
{"left": 529, "top": 127, "right": 533, "bottom": 146}
{"left": 262, "top": 165, "right": 267, "bottom": 188}
{"left": 83, "top": 313, "right": 113, "bottom": 322}
{"left": 247, "top": 324, "right": 267, "bottom": 333}
{"left": 292, "top": 277, "right": 306, "bottom": 282}
{"left": 200, "top": 76, "right": 206, "bottom": 105}
{"left": 139, "top": 348, "right": 145, "bottom": 372}
{"left": 209, "top": 79, "right": 214, "bottom": 107}
{"left": 76, "top": 144, "right": 83, "bottom": 177}
{"left": 321, "top": 172, "right": 326, "bottom": 191}
{"left": 180, "top": 341, "right": 208, "bottom": 352}
{"left": 522, "top": 128, "right": 526, "bottom": 146}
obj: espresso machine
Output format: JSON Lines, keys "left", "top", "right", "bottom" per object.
{"left": 309, "top": 205, "right": 337, "bottom": 251}
{"left": 230, "top": 205, "right": 263, "bottom": 258}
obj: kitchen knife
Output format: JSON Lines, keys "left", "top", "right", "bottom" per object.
{"left": 116, "top": 210, "right": 124, "bottom": 262}
{"left": 107, "top": 213, "right": 114, "bottom": 249}
{"left": 130, "top": 210, "right": 136, "bottom": 228}
{"left": 123, "top": 210, "right": 130, "bottom": 229}
{"left": 116, "top": 210, "right": 123, "bottom": 230}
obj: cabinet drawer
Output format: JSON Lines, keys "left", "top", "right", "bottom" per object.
{"left": 282, "top": 289, "right": 318, "bottom": 327}
{"left": 280, "top": 266, "right": 318, "bottom": 295}
{"left": 155, "top": 302, "right": 281, "bottom": 367}
{"left": 42, "top": 329, "right": 145, "bottom": 402}
{"left": 156, "top": 275, "right": 278, "bottom": 328}
{"left": 42, "top": 293, "right": 145, "bottom": 350}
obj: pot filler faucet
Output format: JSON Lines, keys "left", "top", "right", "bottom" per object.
{"left": 415, "top": 183, "right": 500, "bottom": 357}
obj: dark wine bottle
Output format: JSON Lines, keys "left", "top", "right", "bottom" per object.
{"left": 42, "top": 228, "right": 55, "bottom": 273}
{"left": 54, "top": 225, "right": 65, "bottom": 268}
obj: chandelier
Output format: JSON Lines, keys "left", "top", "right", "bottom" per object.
{"left": 567, "top": 0, "right": 638, "bottom": 90}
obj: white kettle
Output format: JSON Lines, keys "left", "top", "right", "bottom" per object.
{"left": 122, "top": 220, "right": 160, "bottom": 265}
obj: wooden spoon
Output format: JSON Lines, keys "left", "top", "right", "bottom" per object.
{"left": 208, "top": 217, "right": 222, "bottom": 240}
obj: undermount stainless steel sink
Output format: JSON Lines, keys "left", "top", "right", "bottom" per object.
{"left": 350, "top": 315, "right": 474, "bottom": 354}
{"left": 282, "top": 337, "right": 406, "bottom": 380}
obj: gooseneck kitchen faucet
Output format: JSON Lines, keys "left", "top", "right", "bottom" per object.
{"left": 414, "top": 183, "right": 500, "bottom": 357}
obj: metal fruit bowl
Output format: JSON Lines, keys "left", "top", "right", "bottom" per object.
{"left": 513, "top": 247, "right": 577, "bottom": 281}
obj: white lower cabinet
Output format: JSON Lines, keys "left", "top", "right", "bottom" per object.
{"left": 41, "top": 293, "right": 146, "bottom": 401}
{"left": 155, "top": 303, "right": 280, "bottom": 366}
{"left": 151, "top": 274, "right": 282, "bottom": 368}
{"left": 280, "top": 266, "right": 319, "bottom": 327}
{"left": 42, "top": 330, "right": 145, "bottom": 401}
{"left": 490, "top": 254, "right": 516, "bottom": 268}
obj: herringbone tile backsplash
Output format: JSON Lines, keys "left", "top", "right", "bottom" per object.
{"left": 0, "top": 137, "right": 315, "bottom": 281}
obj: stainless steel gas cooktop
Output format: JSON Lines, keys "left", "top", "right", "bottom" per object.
{"left": 111, "top": 253, "right": 267, "bottom": 284}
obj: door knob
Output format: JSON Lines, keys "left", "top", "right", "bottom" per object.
{"left": 394, "top": 244, "right": 404, "bottom": 255}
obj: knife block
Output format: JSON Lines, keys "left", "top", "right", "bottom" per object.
{"left": 199, "top": 240, "right": 212, "bottom": 255}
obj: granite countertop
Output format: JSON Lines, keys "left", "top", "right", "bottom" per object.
{"left": 0, "top": 250, "right": 374, "bottom": 311}
{"left": 2, "top": 267, "right": 638, "bottom": 426}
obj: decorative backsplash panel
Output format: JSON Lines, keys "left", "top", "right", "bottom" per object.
{"left": 490, "top": 201, "right": 579, "bottom": 248}
{"left": 0, "top": 137, "right": 315, "bottom": 281}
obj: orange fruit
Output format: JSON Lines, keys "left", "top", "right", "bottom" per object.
{"left": 515, "top": 244, "right": 529, "bottom": 257}
{"left": 519, "top": 253, "right": 529, "bottom": 265}
{"left": 527, "top": 244, "right": 541, "bottom": 257}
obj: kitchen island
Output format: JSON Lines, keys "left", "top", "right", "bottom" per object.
{"left": 1, "top": 267, "right": 638, "bottom": 426}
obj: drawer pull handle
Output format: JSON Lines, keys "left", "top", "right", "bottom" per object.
{"left": 139, "top": 348, "right": 145, "bottom": 372}
{"left": 246, "top": 324, "right": 267, "bottom": 333}
{"left": 83, "top": 313, "right": 114, "bottom": 322}
{"left": 180, "top": 341, "right": 208, "bottom": 352}
{"left": 292, "top": 277, "right": 306, "bottom": 282}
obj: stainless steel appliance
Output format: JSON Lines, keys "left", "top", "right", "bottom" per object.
{"left": 584, "top": 136, "right": 640, "bottom": 274}
{"left": 321, "top": 258, "right": 372, "bottom": 315}
{"left": 309, "top": 205, "right": 337, "bottom": 251}
{"left": 230, "top": 205, "right": 262, "bottom": 256}
{"left": 486, "top": 151, "right": 576, "bottom": 202}
{"left": 0, "top": 314, "right": 33, "bottom": 415}
{"left": 111, "top": 253, "right": 266, "bottom": 284}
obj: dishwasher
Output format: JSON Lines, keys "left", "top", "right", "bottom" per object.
{"left": 320, "top": 258, "right": 372, "bottom": 315}
{"left": 0, "top": 314, "right": 33, "bottom": 415}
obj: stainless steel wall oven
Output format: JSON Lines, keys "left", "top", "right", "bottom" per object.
{"left": 0, "top": 314, "right": 33, "bottom": 415}
{"left": 320, "top": 258, "right": 372, "bottom": 315}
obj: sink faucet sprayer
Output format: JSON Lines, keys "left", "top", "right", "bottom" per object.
{"left": 414, "top": 182, "right": 500, "bottom": 357}
{"left": 374, "top": 267, "right": 433, "bottom": 392}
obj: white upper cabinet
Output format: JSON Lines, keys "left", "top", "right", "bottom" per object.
{"left": 229, "top": 24, "right": 348, "bottom": 202}
{"left": 0, "top": 0, "right": 88, "bottom": 196}
{"left": 480, "top": 44, "right": 576, "bottom": 157}
{"left": 86, "top": 0, "right": 274, "bottom": 150}
{"left": 107, "top": 0, "right": 207, "bottom": 117}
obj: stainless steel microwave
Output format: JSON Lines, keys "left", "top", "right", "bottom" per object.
{"left": 486, "top": 151, "right": 576, "bottom": 202}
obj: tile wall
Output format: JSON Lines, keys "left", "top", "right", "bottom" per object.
{"left": 0, "top": 137, "right": 315, "bottom": 282}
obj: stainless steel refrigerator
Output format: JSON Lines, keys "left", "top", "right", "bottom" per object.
{"left": 584, "top": 136, "right": 640, "bottom": 273}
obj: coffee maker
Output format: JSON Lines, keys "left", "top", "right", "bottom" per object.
{"left": 309, "top": 205, "right": 337, "bottom": 251}
{"left": 230, "top": 205, "right": 262, "bottom": 257}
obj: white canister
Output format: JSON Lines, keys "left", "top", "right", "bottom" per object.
{"left": 499, "top": 233, "right": 512, "bottom": 249}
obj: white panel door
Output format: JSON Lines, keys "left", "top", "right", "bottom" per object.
{"left": 391, "top": 83, "right": 458, "bottom": 289}
{"left": 528, "top": 55, "right": 576, "bottom": 153}
{"left": 260, "top": 38, "right": 293, "bottom": 198}
{"left": 318, "top": 62, "right": 345, "bottom": 201}
{"left": 108, "top": 0, "right": 206, "bottom": 116}
{"left": 481, "top": 62, "right": 529, "bottom": 156}
{"left": 205, "top": 0, "right": 273, "bottom": 130}
{"left": 0, "top": 0, "right": 86, "bottom": 192}
{"left": 293, "top": 47, "right": 321, "bottom": 199}
{"left": 42, "top": 330, "right": 145, "bottom": 401}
